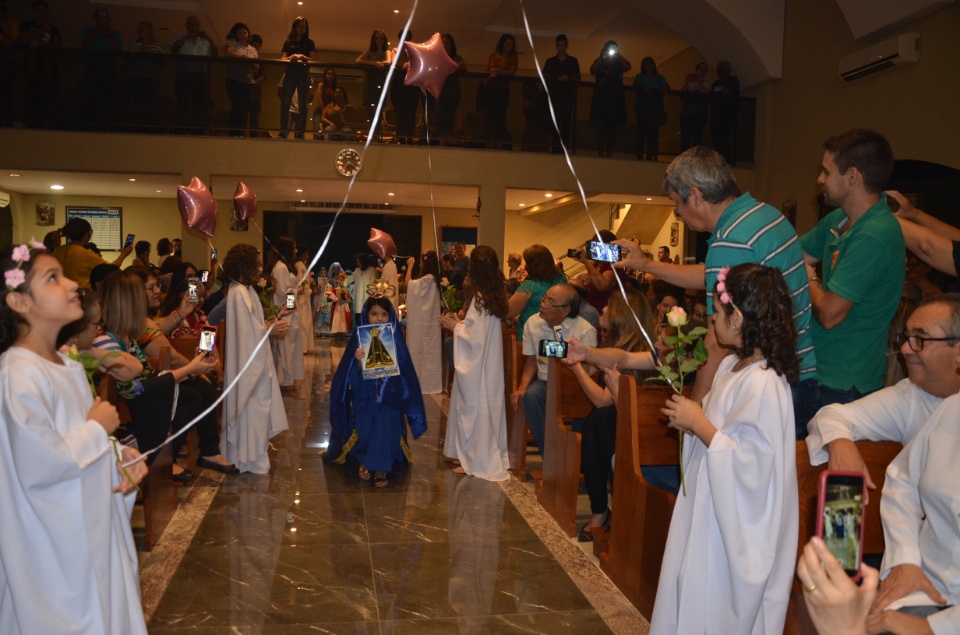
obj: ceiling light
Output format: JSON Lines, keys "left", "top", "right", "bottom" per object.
{"left": 300, "top": 199, "right": 305, "bottom": 203}
{"left": 156, "top": 190, "right": 162, "bottom": 193}
{"left": 519, "top": 203, "right": 526, "bottom": 207}
{"left": 545, "top": 193, "right": 553, "bottom": 198}
{"left": 290, "top": 527, "right": 297, "bottom": 532}
{"left": 297, "top": 1, "right": 303, "bottom": 4}
{"left": 296, "top": 188, "right": 303, "bottom": 193}
{"left": 129, "top": 178, "right": 136, "bottom": 182}
{"left": 394, "top": 9, "right": 400, "bottom": 13}
{"left": 387, "top": 192, "right": 395, "bottom": 196}
{"left": 50, "top": 184, "right": 64, "bottom": 190}
{"left": 9, "top": 173, "right": 20, "bottom": 177}
{"left": 646, "top": 197, "right": 653, "bottom": 201}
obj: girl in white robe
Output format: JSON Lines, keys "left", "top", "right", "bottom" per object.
{"left": 654, "top": 263, "right": 799, "bottom": 635}
{"left": 269, "top": 238, "right": 305, "bottom": 387}
{"left": 404, "top": 251, "right": 443, "bottom": 394}
{"left": 0, "top": 246, "right": 148, "bottom": 634}
{"left": 294, "top": 249, "right": 315, "bottom": 354}
{"left": 440, "top": 246, "right": 510, "bottom": 481}
{"left": 222, "top": 245, "right": 289, "bottom": 474}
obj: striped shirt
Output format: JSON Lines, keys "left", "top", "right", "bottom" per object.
{"left": 705, "top": 193, "right": 817, "bottom": 382}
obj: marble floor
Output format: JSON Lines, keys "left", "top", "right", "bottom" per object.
{"left": 141, "top": 339, "right": 646, "bottom": 634}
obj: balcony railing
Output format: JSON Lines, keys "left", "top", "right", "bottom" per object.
{"left": 0, "top": 47, "right": 755, "bottom": 164}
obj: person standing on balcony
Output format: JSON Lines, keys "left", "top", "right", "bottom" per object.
{"left": 542, "top": 33, "right": 581, "bottom": 153}
{"left": 589, "top": 40, "right": 631, "bottom": 158}
{"left": 278, "top": 17, "right": 315, "bottom": 140}
{"left": 171, "top": 15, "right": 216, "bottom": 134}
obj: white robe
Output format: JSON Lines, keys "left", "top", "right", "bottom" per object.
{"left": 406, "top": 275, "right": 442, "bottom": 394}
{"left": 272, "top": 262, "right": 305, "bottom": 386}
{"left": 443, "top": 299, "right": 510, "bottom": 481}
{"left": 294, "top": 261, "right": 315, "bottom": 353}
{"left": 381, "top": 260, "right": 399, "bottom": 311}
{"left": 224, "top": 283, "right": 289, "bottom": 474}
{"left": 650, "top": 356, "right": 798, "bottom": 635}
{"left": 0, "top": 348, "right": 146, "bottom": 635}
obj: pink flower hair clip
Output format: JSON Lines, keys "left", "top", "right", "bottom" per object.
{"left": 715, "top": 266, "right": 740, "bottom": 311}
{"left": 4, "top": 239, "right": 44, "bottom": 291}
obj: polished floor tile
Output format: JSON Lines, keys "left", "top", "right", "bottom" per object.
{"left": 146, "top": 339, "right": 626, "bottom": 634}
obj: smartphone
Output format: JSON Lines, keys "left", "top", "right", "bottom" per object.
{"left": 199, "top": 269, "right": 210, "bottom": 283}
{"left": 815, "top": 471, "right": 866, "bottom": 581}
{"left": 198, "top": 325, "right": 217, "bottom": 355}
{"left": 586, "top": 240, "right": 622, "bottom": 263}
{"left": 286, "top": 292, "right": 296, "bottom": 310}
{"left": 210, "top": 247, "right": 217, "bottom": 260}
{"left": 124, "top": 233, "right": 135, "bottom": 248}
{"left": 566, "top": 248, "right": 583, "bottom": 259}
{"left": 538, "top": 339, "right": 568, "bottom": 358}
{"left": 187, "top": 277, "right": 200, "bottom": 303}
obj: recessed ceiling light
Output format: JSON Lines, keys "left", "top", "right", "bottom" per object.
{"left": 156, "top": 190, "right": 162, "bottom": 193}
{"left": 300, "top": 199, "right": 305, "bottom": 203}
{"left": 50, "top": 184, "right": 64, "bottom": 190}
{"left": 394, "top": 9, "right": 400, "bottom": 13}
{"left": 387, "top": 192, "right": 395, "bottom": 196}
{"left": 297, "top": 1, "right": 303, "bottom": 4}
{"left": 545, "top": 193, "right": 553, "bottom": 198}
{"left": 129, "top": 178, "right": 136, "bottom": 182}
{"left": 646, "top": 197, "right": 653, "bottom": 201}
{"left": 296, "top": 188, "right": 303, "bottom": 193}
{"left": 519, "top": 203, "right": 526, "bottom": 207}
{"left": 9, "top": 173, "right": 20, "bottom": 177}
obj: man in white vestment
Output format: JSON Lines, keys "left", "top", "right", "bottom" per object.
{"left": 512, "top": 283, "right": 597, "bottom": 455}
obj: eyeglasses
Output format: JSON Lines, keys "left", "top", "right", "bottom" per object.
{"left": 145, "top": 283, "right": 160, "bottom": 292}
{"left": 540, "top": 297, "right": 568, "bottom": 309}
{"left": 692, "top": 309, "right": 707, "bottom": 320}
{"left": 895, "top": 331, "right": 959, "bottom": 352}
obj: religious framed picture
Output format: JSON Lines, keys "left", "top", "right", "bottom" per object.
{"left": 36, "top": 201, "right": 55, "bottom": 226}
{"left": 230, "top": 210, "right": 249, "bottom": 232}
{"left": 357, "top": 323, "right": 400, "bottom": 379}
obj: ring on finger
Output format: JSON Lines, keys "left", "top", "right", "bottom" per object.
{"left": 804, "top": 583, "right": 817, "bottom": 593}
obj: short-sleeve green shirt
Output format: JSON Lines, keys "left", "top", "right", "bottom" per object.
{"left": 800, "top": 199, "right": 904, "bottom": 393}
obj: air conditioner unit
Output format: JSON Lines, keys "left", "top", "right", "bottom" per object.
{"left": 839, "top": 32, "right": 919, "bottom": 82}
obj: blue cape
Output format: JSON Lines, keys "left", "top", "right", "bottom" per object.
{"left": 325, "top": 301, "right": 428, "bottom": 462}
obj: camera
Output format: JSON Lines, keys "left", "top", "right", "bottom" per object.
{"left": 606, "top": 46, "right": 617, "bottom": 57}
{"left": 566, "top": 248, "right": 583, "bottom": 260}
{"left": 538, "top": 339, "right": 568, "bottom": 358}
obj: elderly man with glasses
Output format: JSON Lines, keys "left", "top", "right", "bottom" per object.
{"left": 511, "top": 283, "right": 597, "bottom": 457}
{"left": 807, "top": 293, "right": 960, "bottom": 634}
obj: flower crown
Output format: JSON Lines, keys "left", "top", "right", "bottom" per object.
{"left": 4, "top": 239, "right": 46, "bottom": 292}
{"left": 715, "top": 266, "right": 740, "bottom": 311}
{"left": 366, "top": 279, "right": 397, "bottom": 299}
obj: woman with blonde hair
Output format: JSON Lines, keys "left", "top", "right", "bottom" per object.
{"left": 567, "top": 287, "right": 656, "bottom": 540}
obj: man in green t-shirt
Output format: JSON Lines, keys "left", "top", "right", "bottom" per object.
{"left": 800, "top": 129, "right": 904, "bottom": 408}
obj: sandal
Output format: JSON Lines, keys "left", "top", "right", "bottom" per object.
{"left": 577, "top": 509, "right": 611, "bottom": 543}
{"left": 452, "top": 466, "right": 466, "bottom": 476}
{"left": 373, "top": 472, "right": 388, "bottom": 488}
{"left": 358, "top": 465, "right": 371, "bottom": 481}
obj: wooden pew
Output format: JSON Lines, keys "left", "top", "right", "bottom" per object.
{"left": 536, "top": 357, "right": 593, "bottom": 538}
{"left": 783, "top": 440, "right": 902, "bottom": 635}
{"left": 597, "top": 375, "right": 681, "bottom": 618}
{"left": 99, "top": 363, "right": 177, "bottom": 552}
{"left": 502, "top": 328, "right": 529, "bottom": 479}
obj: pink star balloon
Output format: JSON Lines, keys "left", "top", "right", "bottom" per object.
{"left": 233, "top": 181, "right": 257, "bottom": 222}
{"left": 368, "top": 227, "right": 398, "bottom": 259}
{"left": 177, "top": 177, "right": 218, "bottom": 238}
{"left": 403, "top": 32, "right": 459, "bottom": 99}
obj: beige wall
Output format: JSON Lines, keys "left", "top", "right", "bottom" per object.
{"left": 750, "top": 0, "right": 960, "bottom": 235}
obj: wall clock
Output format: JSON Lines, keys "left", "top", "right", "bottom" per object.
{"left": 336, "top": 148, "right": 362, "bottom": 177}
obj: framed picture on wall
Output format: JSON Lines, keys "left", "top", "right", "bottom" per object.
{"left": 230, "top": 210, "right": 249, "bottom": 232}
{"left": 36, "top": 201, "right": 55, "bottom": 226}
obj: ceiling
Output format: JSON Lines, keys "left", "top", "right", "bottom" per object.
{"left": 0, "top": 169, "right": 671, "bottom": 212}
{"left": 26, "top": 0, "right": 693, "bottom": 72}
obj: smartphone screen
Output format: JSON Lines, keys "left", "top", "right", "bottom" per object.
{"left": 286, "top": 292, "right": 296, "bottom": 310}
{"left": 586, "top": 240, "right": 622, "bottom": 263}
{"left": 816, "top": 471, "right": 866, "bottom": 579}
{"left": 199, "top": 326, "right": 217, "bottom": 353}
{"left": 210, "top": 248, "right": 217, "bottom": 260}
{"left": 187, "top": 278, "right": 200, "bottom": 303}
{"left": 538, "top": 339, "right": 568, "bottom": 358}
{"left": 199, "top": 270, "right": 210, "bottom": 283}
{"left": 124, "top": 233, "right": 135, "bottom": 248}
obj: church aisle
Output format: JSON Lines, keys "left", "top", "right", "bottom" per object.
{"left": 146, "top": 339, "right": 630, "bottom": 634}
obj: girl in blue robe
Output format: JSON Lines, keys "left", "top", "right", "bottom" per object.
{"left": 325, "top": 296, "right": 427, "bottom": 487}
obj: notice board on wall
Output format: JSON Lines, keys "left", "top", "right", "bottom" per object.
{"left": 66, "top": 207, "right": 123, "bottom": 251}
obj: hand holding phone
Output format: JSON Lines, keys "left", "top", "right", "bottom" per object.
{"left": 286, "top": 292, "right": 296, "bottom": 310}
{"left": 586, "top": 240, "right": 622, "bottom": 263}
{"left": 815, "top": 471, "right": 866, "bottom": 581}
{"left": 187, "top": 278, "right": 200, "bottom": 303}
{"left": 124, "top": 233, "right": 135, "bottom": 248}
